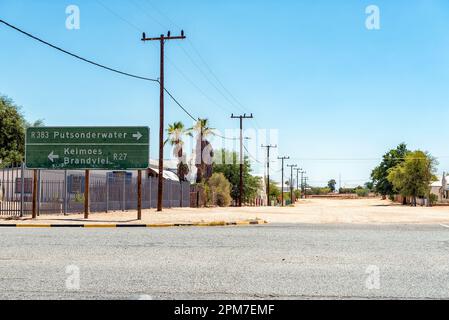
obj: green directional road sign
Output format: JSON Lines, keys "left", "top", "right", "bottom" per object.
{"left": 25, "top": 127, "right": 149, "bottom": 170}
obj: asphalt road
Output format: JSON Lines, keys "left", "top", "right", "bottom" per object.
{"left": 1, "top": 224, "right": 449, "bottom": 300}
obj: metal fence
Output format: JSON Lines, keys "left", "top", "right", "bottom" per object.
{"left": 0, "top": 164, "right": 190, "bottom": 216}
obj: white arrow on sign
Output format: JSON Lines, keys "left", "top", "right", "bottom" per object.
{"left": 132, "top": 132, "right": 143, "bottom": 141}
{"left": 48, "top": 151, "right": 60, "bottom": 163}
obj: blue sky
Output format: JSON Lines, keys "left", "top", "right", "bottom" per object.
{"left": 1, "top": 0, "right": 449, "bottom": 186}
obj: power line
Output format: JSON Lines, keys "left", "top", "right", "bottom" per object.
{"left": 163, "top": 88, "right": 197, "bottom": 121}
{"left": 288, "top": 156, "right": 449, "bottom": 161}
{"left": 130, "top": 0, "right": 258, "bottom": 118}
{"left": 0, "top": 18, "right": 199, "bottom": 122}
{"left": 243, "top": 145, "right": 262, "bottom": 164}
{"left": 96, "top": 0, "right": 144, "bottom": 32}
{"left": 212, "top": 133, "right": 239, "bottom": 141}
{"left": 0, "top": 19, "right": 157, "bottom": 82}
{"left": 165, "top": 56, "right": 235, "bottom": 115}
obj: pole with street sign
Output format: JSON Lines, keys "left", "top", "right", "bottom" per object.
{"left": 25, "top": 127, "right": 150, "bottom": 219}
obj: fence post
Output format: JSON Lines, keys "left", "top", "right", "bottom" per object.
{"left": 20, "top": 162, "right": 25, "bottom": 217}
{"left": 84, "top": 170, "right": 90, "bottom": 219}
{"left": 122, "top": 174, "right": 126, "bottom": 211}
{"left": 32, "top": 169, "right": 37, "bottom": 219}
{"left": 37, "top": 170, "right": 41, "bottom": 216}
{"left": 63, "top": 170, "right": 67, "bottom": 215}
{"left": 106, "top": 174, "right": 109, "bottom": 213}
{"left": 137, "top": 170, "right": 142, "bottom": 220}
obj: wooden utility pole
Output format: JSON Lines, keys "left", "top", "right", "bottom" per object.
{"left": 277, "top": 156, "right": 289, "bottom": 206}
{"left": 142, "top": 30, "right": 186, "bottom": 212}
{"left": 304, "top": 177, "right": 309, "bottom": 199}
{"left": 287, "top": 164, "right": 297, "bottom": 204}
{"left": 231, "top": 113, "right": 254, "bottom": 207}
{"left": 300, "top": 170, "right": 306, "bottom": 198}
{"left": 261, "top": 144, "right": 277, "bottom": 206}
{"left": 295, "top": 167, "right": 302, "bottom": 197}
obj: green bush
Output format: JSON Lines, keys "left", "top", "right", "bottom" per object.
{"left": 206, "top": 173, "right": 232, "bottom": 207}
{"left": 429, "top": 194, "right": 439, "bottom": 206}
{"left": 355, "top": 188, "right": 369, "bottom": 197}
{"left": 74, "top": 193, "right": 84, "bottom": 203}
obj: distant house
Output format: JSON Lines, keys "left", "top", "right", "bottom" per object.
{"left": 429, "top": 172, "right": 448, "bottom": 203}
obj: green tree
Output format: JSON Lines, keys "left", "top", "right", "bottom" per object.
{"left": 328, "top": 179, "right": 337, "bottom": 192}
{"left": 364, "top": 181, "right": 374, "bottom": 191}
{"left": 0, "top": 96, "right": 26, "bottom": 166}
{"left": 213, "top": 149, "right": 262, "bottom": 204}
{"left": 165, "top": 121, "right": 192, "bottom": 181}
{"left": 371, "top": 143, "right": 409, "bottom": 199}
{"left": 387, "top": 151, "right": 438, "bottom": 206}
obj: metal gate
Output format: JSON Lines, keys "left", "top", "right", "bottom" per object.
{"left": 0, "top": 163, "right": 33, "bottom": 216}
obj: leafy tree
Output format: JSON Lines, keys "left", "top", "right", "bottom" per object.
{"left": 387, "top": 151, "right": 438, "bottom": 206}
{"left": 328, "top": 179, "right": 337, "bottom": 192}
{"left": 165, "top": 121, "right": 192, "bottom": 181}
{"left": 0, "top": 96, "right": 26, "bottom": 166}
{"left": 213, "top": 149, "right": 262, "bottom": 204}
{"left": 189, "top": 118, "right": 214, "bottom": 183}
{"left": 364, "top": 181, "right": 374, "bottom": 191}
{"left": 371, "top": 143, "right": 409, "bottom": 198}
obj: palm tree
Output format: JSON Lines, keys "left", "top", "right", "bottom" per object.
{"left": 165, "top": 122, "right": 191, "bottom": 181}
{"left": 189, "top": 118, "right": 215, "bottom": 183}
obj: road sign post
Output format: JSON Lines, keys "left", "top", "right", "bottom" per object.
{"left": 137, "top": 170, "right": 142, "bottom": 220}
{"left": 25, "top": 127, "right": 150, "bottom": 220}
{"left": 84, "top": 170, "right": 89, "bottom": 219}
{"left": 32, "top": 169, "right": 37, "bottom": 219}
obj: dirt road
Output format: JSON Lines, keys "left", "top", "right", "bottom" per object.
{"left": 2, "top": 198, "right": 449, "bottom": 225}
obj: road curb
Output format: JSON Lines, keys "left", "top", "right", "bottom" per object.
{"left": 0, "top": 220, "right": 267, "bottom": 229}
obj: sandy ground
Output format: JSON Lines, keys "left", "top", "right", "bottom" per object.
{"left": 2, "top": 198, "right": 449, "bottom": 225}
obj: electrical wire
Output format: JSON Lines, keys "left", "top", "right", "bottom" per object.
{"left": 130, "top": 0, "right": 258, "bottom": 118}
{"left": 0, "top": 19, "right": 157, "bottom": 83}
{"left": 0, "top": 18, "right": 199, "bottom": 122}
{"left": 212, "top": 133, "right": 239, "bottom": 141}
{"left": 163, "top": 88, "right": 198, "bottom": 121}
{"left": 243, "top": 145, "right": 262, "bottom": 164}
{"left": 96, "top": 0, "right": 144, "bottom": 32}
